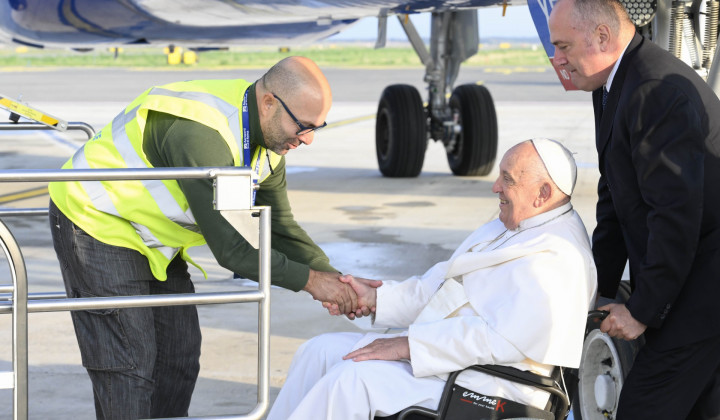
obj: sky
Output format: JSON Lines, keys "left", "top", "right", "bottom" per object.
{"left": 327, "top": 6, "right": 540, "bottom": 42}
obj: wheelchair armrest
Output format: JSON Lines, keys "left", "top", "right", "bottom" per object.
{"left": 458, "top": 364, "right": 558, "bottom": 388}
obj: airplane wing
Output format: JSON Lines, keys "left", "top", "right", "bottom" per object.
{"left": 0, "top": 0, "right": 515, "bottom": 48}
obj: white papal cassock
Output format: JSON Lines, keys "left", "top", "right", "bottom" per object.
{"left": 267, "top": 202, "right": 597, "bottom": 420}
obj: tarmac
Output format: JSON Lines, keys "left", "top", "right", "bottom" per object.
{"left": 0, "top": 66, "right": 598, "bottom": 419}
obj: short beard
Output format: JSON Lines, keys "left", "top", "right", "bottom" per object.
{"left": 263, "top": 107, "right": 290, "bottom": 155}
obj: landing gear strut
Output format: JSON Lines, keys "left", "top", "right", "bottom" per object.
{"left": 374, "top": 11, "right": 498, "bottom": 177}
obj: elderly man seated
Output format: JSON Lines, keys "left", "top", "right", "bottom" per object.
{"left": 266, "top": 139, "right": 597, "bottom": 420}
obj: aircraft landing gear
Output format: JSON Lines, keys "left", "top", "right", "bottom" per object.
{"left": 375, "top": 84, "right": 427, "bottom": 177}
{"left": 374, "top": 10, "right": 498, "bottom": 177}
{"left": 446, "top": 84, "right": 497, "bottom": 176}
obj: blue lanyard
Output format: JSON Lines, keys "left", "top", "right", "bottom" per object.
{"left": 241, "top": 88, "right": 251, "bottom": 169}
{"left": 241, "top": 88, "right": 258, "bottom": 205}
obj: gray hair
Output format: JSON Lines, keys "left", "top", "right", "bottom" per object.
{"left": 570, "top": 0, "right": 633, "bottom": 44}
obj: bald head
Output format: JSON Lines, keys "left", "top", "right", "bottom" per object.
{"left": 255, "top": 56, "right": 332, "bottom": 155}
{"left": 262, "top": 56, "right": 332, "bottom": 115}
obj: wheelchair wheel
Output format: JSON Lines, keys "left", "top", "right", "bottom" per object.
{"left": 572, "top": 281, "right": 644, "bottom": 420}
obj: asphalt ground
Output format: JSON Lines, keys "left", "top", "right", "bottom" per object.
{"left": 0, "top": 65, "right": 597, "bottom": 419}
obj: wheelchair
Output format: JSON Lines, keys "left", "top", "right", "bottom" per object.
{"left": 375, "top": 310, "right": 619, "bottom": 420}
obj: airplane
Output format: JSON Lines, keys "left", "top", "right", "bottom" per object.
{"left": 0, "top": 1, "right": 718, "bottom": 419}
{"left": 0, "top": 0, "right": 718, "bottom": 180}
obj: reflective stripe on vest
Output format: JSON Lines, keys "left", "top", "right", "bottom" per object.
{"left": 149, "top": 87, "right": 244, "bottom": 165}
{"left": 142, "top": 85, "right": 281, "bottom": 181}
{"left": 74, "top": 104, "right": 199, "bottom": 229}
{"left": 72, "top": 104, "right": 197, "bottom": 261}
{"left": 52, "top": 80, "right": 282, "bottom": 279}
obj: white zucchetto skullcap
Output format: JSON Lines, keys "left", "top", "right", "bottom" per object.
{"left": 530, "top": 138, "right": 577, "bottom": 196}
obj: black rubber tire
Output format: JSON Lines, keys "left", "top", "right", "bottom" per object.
{"left": 375, "top": 84, "right": 427, "bottom": 177}
{"left": 446, "top": 84, "right": 498, "bottom": 176}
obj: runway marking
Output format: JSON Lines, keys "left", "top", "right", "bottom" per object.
{"left": 0, "top": 115, "right": 369, "bottom": 206}
{"left": 327, "top": 114, "right": 375, "bottom": 129}
{"left": 2, "top": 92, "right": 556, "bottom": 206}
{"left": 0, "top": 186, "right": 49, "bottom": 204}
{"left": 484, "top": 67, "right": 548, "bottom": 75}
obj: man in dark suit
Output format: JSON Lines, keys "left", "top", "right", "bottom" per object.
{"left": 549, "top": 0, "right": 720, "bottom": 418}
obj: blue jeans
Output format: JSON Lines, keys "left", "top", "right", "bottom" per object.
{"left": 49, "top": 200, "right": 201, "bottom": 419}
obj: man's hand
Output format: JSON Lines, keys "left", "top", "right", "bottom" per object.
{"left": 343, "top": 336, "right": 410, "bottom": 362}
{"left": 598, "top": 303, "right": 647, "bottom": 340}
{"left": 304, "top": 270, "right": 357, "bottom": 315}
{"left": 322, "top": 275, "right": 382, "bottom": 319}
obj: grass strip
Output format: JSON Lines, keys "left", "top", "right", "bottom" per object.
{"left": 0, "top": 45, "right": 550, "bottom": 68}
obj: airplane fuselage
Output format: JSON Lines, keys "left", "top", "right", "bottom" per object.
{"left": 1, "top": 0, "right": 519, "bottom": 47}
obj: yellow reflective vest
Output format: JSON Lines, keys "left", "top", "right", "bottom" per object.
{"left": 48, "top": 79, "right": 282, "bottom": 280}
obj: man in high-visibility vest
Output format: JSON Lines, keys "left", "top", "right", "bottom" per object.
{"left": 48, "top": 56, "right": 372, "bottom": 418}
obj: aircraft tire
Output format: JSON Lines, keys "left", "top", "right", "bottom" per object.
{"left": 571, "top": 281, "right": 643, "bottom": 420}
{"left": 446, "top": 84, "right": 498, "bottom": 176}
{"left": 375, "top": 84, "right": 427, "bottom": 177}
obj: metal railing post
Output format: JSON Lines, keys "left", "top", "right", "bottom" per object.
{"left": 0, "top": 167, "right": 271, "bottom": 419}
{"left": 0, "top": 220, "right": 28, "bottom": 419}
{"left": 258, "top": 206, "right": 271, "bottom": 417}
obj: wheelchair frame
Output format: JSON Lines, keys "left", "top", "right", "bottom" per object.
{"left": 377, "top": 311, "right": 611, "bottom": 420}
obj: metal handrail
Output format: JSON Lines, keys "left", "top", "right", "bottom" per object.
{"left": 0, "top": 209, "right": 48, "bottom": 217}
{"left": 0, "top": 218, "right": 28, "bottom": 420}
{"left": 0, "top": 167, "right": 271, "bottom": 420}
{"left": 0, "top": 291, "right": 266, "bottom": 313}
{"left": 0, "top": 166, "right": 254, "bottom": 182}
{"left": 0, "top": 121, "right": 96, "bottom": 140}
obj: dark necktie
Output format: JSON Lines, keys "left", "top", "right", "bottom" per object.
{"left": 602, "top": 86, "right": 609, "bottom": 110}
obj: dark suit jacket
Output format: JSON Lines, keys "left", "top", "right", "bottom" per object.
{"left": 593, "top": 33, "right": 720, "bottom": 349}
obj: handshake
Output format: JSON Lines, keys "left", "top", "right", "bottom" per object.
{"left": 304, "top": 270, "right": 383, "bottom": 319}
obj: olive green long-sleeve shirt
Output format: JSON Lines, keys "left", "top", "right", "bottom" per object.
{"left": 142, "top": 82, "right": 336, "bottom": 291}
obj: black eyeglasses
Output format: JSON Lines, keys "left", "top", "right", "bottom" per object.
{"left": 272, "top": 93, "right": 327, "bottom": 136}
